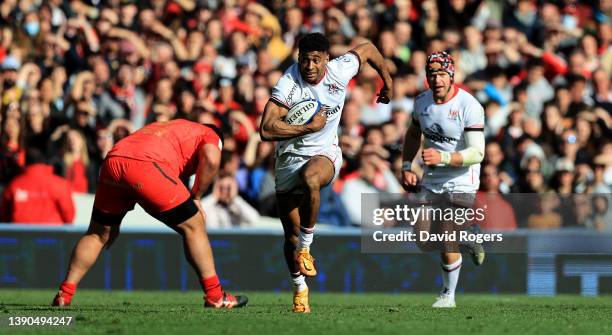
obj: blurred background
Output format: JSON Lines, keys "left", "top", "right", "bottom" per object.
{"left": 0, "top": 0, "right": 611, "bottom": 295}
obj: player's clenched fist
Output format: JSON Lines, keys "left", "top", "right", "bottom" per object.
{"left": 376, "top": 86, "right": 392, "bottom": 104}
{"left": 307, "top": 105, "right": 328, "bottom": 132}
{"left": 421, "top": 148, "right": 442, "bottom": 166}
{"left": 401, "top": 170, "right": 418, "bottom": 192}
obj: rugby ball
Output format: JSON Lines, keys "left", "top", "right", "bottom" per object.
{"left": 285, "top": 99, "right": 322, "bottom": 125}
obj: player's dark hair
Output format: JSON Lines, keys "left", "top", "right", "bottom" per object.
{"left": 203, "top": 123, "right": 224, "bottom": 144}
{"left": 298, "top": 33, "right": 330, "bottom": 54}
{"left": 25, "top": 148, "right": 47, "bottom": 165}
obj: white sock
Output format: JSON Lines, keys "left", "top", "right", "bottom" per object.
{"left": 440, "top": 255, "right": 462, "bottom": 299}
{"left": 297, "top": 226, "right": 314, "bottom": 250}
{"left": 291, "top": 272, "right": 308, "bottom": 292}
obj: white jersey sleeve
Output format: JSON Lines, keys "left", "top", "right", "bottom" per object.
{"left": 270, "top": 65, "right": 299, "bottom": 109}
{"left": 463, "top": 99, "right": 485, "bottom": 130}
{"left": 327, "top": 52, "right": 360, "bottom": 86}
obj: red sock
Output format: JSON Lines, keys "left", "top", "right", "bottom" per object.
{"left": 59, "top": 282, "right": 77, "bottom": 303}
{"left": 200, "top": 275, "right": 223, "bottom": 301}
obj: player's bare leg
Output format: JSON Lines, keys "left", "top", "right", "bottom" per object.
{"left": 53, "top": 220, "right": 120, "bottom": 306}
{"left": 295, "top": 156, "right": 335, "bottom": 277}
{"left": 174, "top": 212, "right": 217, "bottom": 279}
{"left": 278, "top": 194, "right": 310, "bottom": 313}
{"left": 173, "top": 210, "right": 248, "bottom": 309}
{"left": 278, "top": 194, "right": 303, "bottom": 274}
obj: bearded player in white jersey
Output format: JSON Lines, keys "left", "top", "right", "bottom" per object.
{"left": 401, "top": 51, "right": 486, "bottom": 308}
{"left": 260, "top": 33, "right": 392, "bottom": 313}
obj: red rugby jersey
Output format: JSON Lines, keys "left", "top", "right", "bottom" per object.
{"left": 108, "top": 119, "right": 222, "bottom": 179}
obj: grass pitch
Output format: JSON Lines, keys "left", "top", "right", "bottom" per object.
{"left": 1, "top": 290, "right": 611, "bottom": 334}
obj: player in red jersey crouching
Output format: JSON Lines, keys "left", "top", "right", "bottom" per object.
{"left": 53, "top": 119, "right": 247, "bottom": 309}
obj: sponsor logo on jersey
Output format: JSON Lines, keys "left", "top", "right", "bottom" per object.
{"left": 447, "top": 109, "right": 459, "bottom": 119}
{"left": 327, "top": 105, "right": 341, "bottom": 116}
{"left": 423, "top": 123, "right": 457, "bottom": 143}
{"left": 15, "top": 189, "right": 28, "bottom": 202}
{"left": 287, "top": 83, "right": 298, "bottom": 105}
{"left": 327, "top": 83, "right": 342, "bottom": 95}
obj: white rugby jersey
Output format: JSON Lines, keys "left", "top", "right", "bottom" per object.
{"left": 412, "top": 87, "right": 485, "bottom": 192}
{"left": 270, "top": 52, "right": 360, "bottom": 157}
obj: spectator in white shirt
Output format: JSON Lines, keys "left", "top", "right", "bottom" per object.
{"left": 201, "top": 173, "right": 260, "bottom": 228}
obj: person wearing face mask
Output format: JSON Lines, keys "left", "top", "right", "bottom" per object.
{"left": 24, "top": 19, "right": 40, "bottom": 37}
{"left": 14, "top": 11, "right": 45, "bottom": 60}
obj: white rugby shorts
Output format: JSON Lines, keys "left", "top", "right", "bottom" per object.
{"left": 275, "top": 145, "right": 342, "bottom": 194}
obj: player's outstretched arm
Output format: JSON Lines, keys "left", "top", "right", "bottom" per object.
{"left": 402, "top": 122, "right": 422, "bottom": 163}
{"left": 191, "top": 143, "right": 221, "bottom": 200}
{"left": 351, "top": 42, "right": 393, "bottom": 103}
{"left": 401, "top": 122, "right": 422, "bottom": 190}
{"left": 259, "top": 100, "right": 326, "bottom": 141}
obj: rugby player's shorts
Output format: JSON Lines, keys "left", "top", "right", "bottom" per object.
{"left": 411, "top": 186, "right": 478, "bottom": 253}
{"left": 93, "top": 156, "right": 194, "bottom": 223}
{"left": 416, "top": 183, "right": 477, "bottom": 208}
{"left": 275, "top": 145, "right": 342, "bottom": 194}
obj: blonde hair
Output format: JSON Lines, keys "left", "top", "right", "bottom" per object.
{"left": 63, "top": 129, "right": 90, "bottom": 167}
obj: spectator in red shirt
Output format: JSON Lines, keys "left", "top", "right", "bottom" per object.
{"left": 1, "top": 148, "right": 75, "bottom": 224}
{"left": 474, "top": 163, "right": 518, "bottom": 231}
{"left": 56, "top": 128, "right": 90, "bottom": 193}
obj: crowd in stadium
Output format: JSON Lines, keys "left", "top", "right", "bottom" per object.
{"left": 0, "top": 0, "right": 610, "bottom": 230}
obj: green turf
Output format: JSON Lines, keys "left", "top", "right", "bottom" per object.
{"left": 1, "top": 290, "right": 611, "bottom": 335}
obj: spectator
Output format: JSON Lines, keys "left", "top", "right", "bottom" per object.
{"left": 460, "top": 25, "right": 487, "bottom": 77}
{"left": 527, "top": 193, "right": 562, "bottom": 229}
{"left": 585, "top": 194, "right": 612, "bottom": 231}
{"left": 592, "top": 153, "right": 612, "bottom": 193}
{"left": 524, "top": 58, "right": 554, "bottom": 118}
{"left": 0, "top": 0, "right": 609, "bottom": 230}
{"left": 201, "top": 173, "right": 260, "bottom": 228}
{"left": 473, "top": 164, "right": 517, "bottom": 231}
{"left": 242, "top": 133, "right": 274, "bottom": 205}
{"left": 551, "top": 158, "right": 576, "bottom": 195}
{"left": 52, "top": 128, "right": 92, "bottom": 194}
{"left": 283, "top": 7, "right": 307, "bottom": 50}
{"left": 341, "top": 148, "right": 402, "bottom": 225}
{"left": 1, "top": 148, "right": 74, "bottom": 224}
{"left": 318, "top": 185, "right": 352, "bottom": 227}
{"left": 0, "top": 112, "right": 25, "bottom": 183}
{"left": 438, "top": 0, "right": 484, "bottom": 31}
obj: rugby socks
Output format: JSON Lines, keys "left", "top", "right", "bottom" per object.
{"left": 440, "top": 255, "right": 462, "bottom": 298}
{"left": 59, "top": 282, "right": 77, "bottom": 304}
{"left": 297, "top": 226, "right": 314, "bottom": 251}
{"left": 291, "top": 271, "right": 308, "bottom": 292}
{"left": 200, "top": 275, "right": 223, "bottom": 301}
